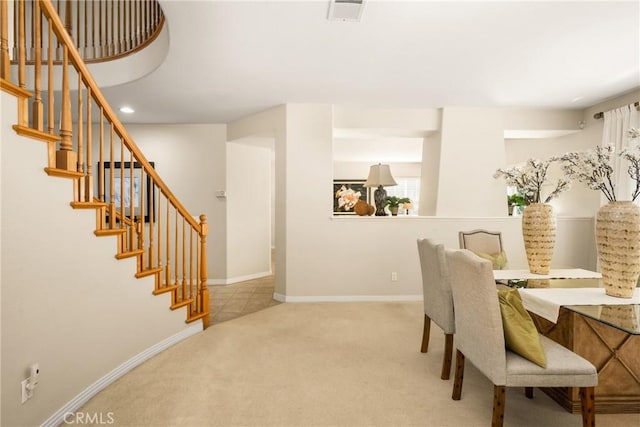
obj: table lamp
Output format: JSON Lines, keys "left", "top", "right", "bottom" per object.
{"left": 364, "top": 163, "right": 397, "bottom": 216}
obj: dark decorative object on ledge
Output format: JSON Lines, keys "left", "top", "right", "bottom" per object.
{"left": 364, "top": 164, "right": 397, "bottom": 216}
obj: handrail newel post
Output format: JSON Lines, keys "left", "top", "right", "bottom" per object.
{"left": 199, "top": 214, "right": 210, "bottom": 328}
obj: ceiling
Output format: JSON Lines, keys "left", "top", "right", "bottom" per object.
{"left": 103, "top": 0, "right": 640, "bottom": 126}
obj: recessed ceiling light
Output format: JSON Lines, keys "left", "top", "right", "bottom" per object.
{"left": 119, "top": 106, "right": 135, "bottom": 114}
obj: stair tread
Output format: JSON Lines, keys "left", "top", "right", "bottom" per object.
{"left": 186, "top": 312, "right": 209, "bottom": 323}
{"left": 13, "top": 125, "right": 61, "bottom": 143}
{"left": 153, "top": 284, "right": 180, "bottom": 295}
{"left": 45, "top": 167, "right": 84, "bottom": 179}
{"left": 71, "top": 201, "right": 108, "bottom": 209}
{"left": 115, "top": 249, "right": 144, "bottom": 260}
{"left": 94, "top": 228, "right": 127, "bottom": 236}
{"left": 135, "top": 267, "right": 163, "bottom": 278}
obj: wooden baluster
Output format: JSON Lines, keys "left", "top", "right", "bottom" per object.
{"left": 90, "top": 0, "right": 95, "bottom": 58}
{"left": 146, "top": 0, "right": 150, "bottom": 39}
{"left": 149, "top": 180, "right": 155, "bottom": 268}
{"left": 190, "top": 226, "right": 194, "bottom": 301}
{"left": 157, "top": 191, "right": 162, "bottom": 280}
{"left": 76, "top": 72, "right": 84, "bottom": 202}
{"left": 32, "top": 0, "right": 44, "bottom": 131}
{"left": 119, "top": 0, "right": 123, "bottom": 54}
{"left": 85, "top": 86, "right": 93, "bottom": 202}
{"left": 75, "top": 0, "right": 80, "bottom": 49}
{"left": 136, "top": 0, "right": 140, "bottom": 45}
{"left": 47, "top": 17, "right": 54, "bottom": 135}
{"left": 0, "top": 0, "right": 9, "bottom": 79}
{"left": 110, "top": 0, "right": 114, "bottom": 55}
{"left": 83, "top": 0, "right": 88, "bottom": 57}
{"left": 109, "top": 123, "right": 115, "bottom": 227}
{"left": 140, "top": 165, "right": 146, "bottom": 267}
{"left": 128, "top": 0, "right": 133, "bottom": 50}
{"left": 29, "top": 1, "right": 34, "bottom": 60}
{"left": 128, "top": 152, "right": 134, "bottom": 251}
{"left": 175, "top": 204, "right": 179, "bottom": 295}
{"left": 17, "top": 0, "right": 28, "bottom": 127}
{"left": 136, "top": 215, "right": 142, "bottom": 270}
{"left": 120, "top": 139, "right": 125, "bottom": 230}
{"left": 182, "top": 215, "right": 186, "bottom": 297}
{"left": 56, "top": 45, "right": 76, "bottom": 171}
{"left": 63, "top": 0, "right": 71, "bottom": 35}
{"left": 165, "top": 198, "right": 171, "bottom": 286}
{"left": 199, "top": 215, "right": 210, "bottom": 327}
{"left": 54, "top": 0, "right": 61, "bottom": 59}
{"left": 98, "top": 0, "right": 103, "bottom": 56}
{"left": 98, "top": 110, "right": 105, "bottom": 202}
{"left": 78, "top": 1, "right": 87, "bottom": 59}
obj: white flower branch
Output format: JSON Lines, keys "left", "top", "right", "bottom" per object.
{"left": 556, "top": 128, "right": 640, "bottom": 202}
{"left": 494, "top": 158, "right": 570, "bottom": 204}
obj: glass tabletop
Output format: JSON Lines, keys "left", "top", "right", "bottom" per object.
{"left": 564, "top": 304, "right": 640, "bottom": 335}
{"left": 511, "top": 278, "right": 640, "bottom": 335}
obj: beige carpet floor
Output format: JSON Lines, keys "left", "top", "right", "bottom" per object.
{"left": 76, "top": 301, "right": 639, "bottom": 426}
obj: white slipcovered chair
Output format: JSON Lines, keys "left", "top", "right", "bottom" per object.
{"left": 417, "top": 238, "right": 455, "bottom": 380}
{"left": 445, "top": 249, "right": 597, "bottom": 427}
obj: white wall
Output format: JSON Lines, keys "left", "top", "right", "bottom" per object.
{"left": 226, "top": 142, "right": 272, "bottom": 282}
{"left": 437, "top": 107, "right": 506, "bottom": 216}
{"left": 228, "top": 105, "right": 287, "bottom": 295}
{"left": 105, "top": 124, "right": 228, "bottom": 282}
{"left": 227, "top": 103, "right": 602, "bottom": 300}
{"left": 1, "top": 92, "right": 192, "bottom": 426}
{"left": 420, "top": 131, "right": 442, "bottom": 215}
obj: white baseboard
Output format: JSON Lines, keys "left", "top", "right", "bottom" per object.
{"left": 207, "top": 270, "right": 272, "bottom": 286}
{"left": 41, "top": 323, "right": 203, "bottom": 427}
{"left": 273, "top": 293, "right": 422, "bottom": 303}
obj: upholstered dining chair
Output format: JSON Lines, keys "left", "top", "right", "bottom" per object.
{"left": 458, "top": 229, "right": 507, "bottom": 270}
{"left": 417, "top": 238, "right": 455, "bottom": 380}
{"left": 445, "top": 249, "right": 597, "bottom": 427}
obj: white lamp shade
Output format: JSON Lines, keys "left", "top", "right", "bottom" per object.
{"left": 364, "top": 164, "right": 397, "bottom": 187}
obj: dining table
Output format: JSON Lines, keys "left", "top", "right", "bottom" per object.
{"left": 495, "top": 268, "right": 639, "bottom": 414}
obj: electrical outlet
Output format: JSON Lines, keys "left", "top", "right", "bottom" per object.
{"left": 21, "top": 379, "right": 32, "bottom": 403}
{"left": 391, "top": 272, "right": 398, "bottom": 281}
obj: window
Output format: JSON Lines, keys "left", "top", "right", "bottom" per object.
{"left": 386, "top": 177, "right": 420, "bottom": 215}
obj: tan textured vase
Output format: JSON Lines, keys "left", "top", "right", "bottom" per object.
{"left": 596, "top": 201, "right": 640, "bottom": 298}
{"left": 522, "top": 203, "right": 556, "bottom": 274}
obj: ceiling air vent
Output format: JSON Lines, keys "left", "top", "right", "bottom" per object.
{"left": 327, "top": 0, "right": 366, "bottom": 22}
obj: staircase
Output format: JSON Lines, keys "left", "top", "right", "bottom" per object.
{"left": 0, "top": 0, "right": 210, "bottom": 327}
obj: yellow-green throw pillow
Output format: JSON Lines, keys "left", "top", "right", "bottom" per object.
{"left": 497, "top": 289, "right": 547, "bottom": 368}
{"left": 473, "top": 250, "right": 508, "bottom": 270}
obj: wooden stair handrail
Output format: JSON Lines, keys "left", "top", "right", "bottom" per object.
{"left": 38, "top": 0, "right": 200, "bottom": 231}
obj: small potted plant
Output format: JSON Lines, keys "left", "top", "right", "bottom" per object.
{"left": 385, "top": 196, "right": 411, "bottom": 216}
{"left": 507, "top": 193, "right": 527, "bottom": 216}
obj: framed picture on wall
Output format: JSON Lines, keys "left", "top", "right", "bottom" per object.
{"left": 333, "top": 179, "right": 369, "bottom": 215}
{"left": 100, "top": 161, "right": 155, "bottom": 222}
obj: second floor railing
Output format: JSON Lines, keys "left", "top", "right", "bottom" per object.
{"left": 13, "top": 0, "right": 163, "bottom": 63}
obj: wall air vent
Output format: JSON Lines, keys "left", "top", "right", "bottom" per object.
{"left": 327, "top": 0, "right": 366, "bottom": 22}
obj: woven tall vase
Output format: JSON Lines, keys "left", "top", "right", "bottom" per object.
{"left": 522, "top": 203, "right": 556, "bottom": 274}
{"left": 596, "top": 201, "right": 640, "bottom": 298}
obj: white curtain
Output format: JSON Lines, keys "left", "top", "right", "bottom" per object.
{"left": 602, "top": 104, "right": 640, "bottom": 203}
